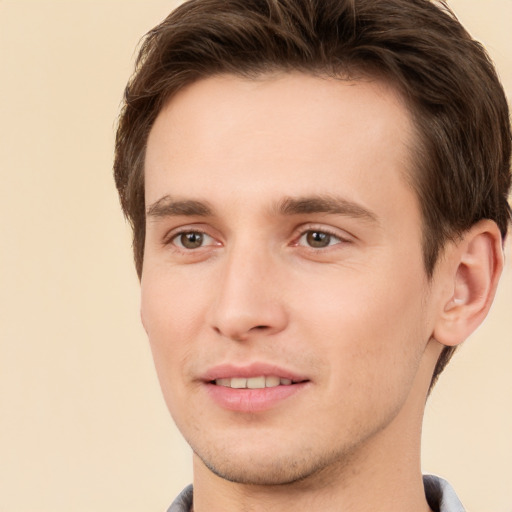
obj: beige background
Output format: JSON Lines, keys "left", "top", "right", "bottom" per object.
{"left": 0, "top": 1, "right": 510, "bottom": 511}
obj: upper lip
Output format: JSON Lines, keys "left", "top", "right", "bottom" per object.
{"left": 201, "top": 362, "right": 309, "bottom": 383}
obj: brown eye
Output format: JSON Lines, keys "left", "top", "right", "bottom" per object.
{"left": 305, "top": 231, "right": 332, "bottom": 248}
{"left": 177, "top": 232, "right": 205, "bottom": 249}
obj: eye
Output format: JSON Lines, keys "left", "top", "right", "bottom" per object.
{"left": 172, "top": 231, "right": 215, "bottom": 250}
{"left": 298, "top": 230, "right": 343, "bottom": 248}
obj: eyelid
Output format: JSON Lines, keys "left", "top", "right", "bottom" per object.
{"left": 163, "top": 224, "right": 222, "bottom": 249}
{"left": 160, "top": 222, "right": 353, "bottom": 251}
{"left": 174, "top": 231, "right": 215, "bottom": 249}
{"left": 291, "top": 224, "right": 353, "bottom": 248}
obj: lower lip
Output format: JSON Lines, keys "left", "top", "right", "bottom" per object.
{"left": 204, "top": 382, "right": 309, "bottom": 412}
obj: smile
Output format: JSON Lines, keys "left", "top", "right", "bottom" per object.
{"left": 214, "top": 376, "right": 294, "bottom": 389}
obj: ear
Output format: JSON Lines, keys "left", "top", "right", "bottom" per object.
{"left": 433, "top": 220, "right": 504, "bottom": 347}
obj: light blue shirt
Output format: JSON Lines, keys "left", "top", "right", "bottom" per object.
{"left": 168, "top": 475, "right": 465, "bottom": 511}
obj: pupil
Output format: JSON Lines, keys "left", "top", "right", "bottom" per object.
{"left": 307, "top": 231, "right": 330, "bottom": 248}
{"left": 181, "top": 232, "right": 203, "bottom": 249}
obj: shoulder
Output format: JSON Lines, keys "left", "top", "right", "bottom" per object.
{"left": 423, "top": 474, "right": 465, "bottom": 512}
{"left": 167, "top": 484, "right": 193, "bottom": 512}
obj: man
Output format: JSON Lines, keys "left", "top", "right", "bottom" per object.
{"left": 114, "top": 0, "right": 511, "bottom": 511}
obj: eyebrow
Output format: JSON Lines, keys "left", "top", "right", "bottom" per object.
{"left": 275, "top": 195, "right": 379, "bottom": 223}
{"left": 147, "top": 195, "right": 213, "bottom": 218}
{"left": 146, "top": 193, "right": 379, "bottom": 224}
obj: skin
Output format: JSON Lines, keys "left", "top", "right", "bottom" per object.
{"left": 141, "top": 73, "right": 503, "bottom": 512}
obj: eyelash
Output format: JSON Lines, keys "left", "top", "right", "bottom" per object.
{"left": 292, "top": 225, "right": 350, "bottom": 250}
{"left": 163, "top": 225, "right": 351, "bottom": 253}
{"left": 165, "top": 229, "right": 218, "bottom": 250}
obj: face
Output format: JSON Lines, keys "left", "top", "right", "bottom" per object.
{"left": 142, "top": 73, "right": 440, "bottom": 486}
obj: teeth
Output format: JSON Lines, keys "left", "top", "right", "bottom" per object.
{"left": 265, "top": 376, "right": 280, "bottom": 387}
{"left": 231, "top": 377, "right": 247, "bottom": 389}
{"left": 247, "top": 376, "right": 265, "bottom": 389}
{"left": 214, "top": 376, "right": 295, "bottom": 389}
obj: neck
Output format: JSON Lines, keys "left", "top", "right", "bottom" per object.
{"left": 193, "top": 455, "right": 429, "bottom": 512}
{"left": 192, "top": 407, "right": 430, "bottom": 512}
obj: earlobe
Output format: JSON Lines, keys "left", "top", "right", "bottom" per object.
{"left": 433, "top": 220, "right": 504, "bottom": 347}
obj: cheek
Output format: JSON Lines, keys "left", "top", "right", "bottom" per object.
{"left": 140, "top": 268, "right": 205, "bottom": 402}
{"left": 141, "top": 263, "right": 209, "bottom": 341}
{"left": 297, "top": 264, "right": 428, "bottom": 392}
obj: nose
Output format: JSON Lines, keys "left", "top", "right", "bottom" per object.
{"left": 208, "top": 244, "right": 288, "bottom": 342}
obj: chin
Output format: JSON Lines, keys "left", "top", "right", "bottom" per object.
{"left": 193, "top": 441, "right": 353, "bottom": 487}
{"left": 203, "top": 457, "right": 309, "bottom": 485}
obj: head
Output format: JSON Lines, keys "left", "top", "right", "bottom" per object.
{"left": 115, "top": 3, "right": 510, "bottom": 486}
{"left": 114, "top": 0, "right": 511, "bottom": 490}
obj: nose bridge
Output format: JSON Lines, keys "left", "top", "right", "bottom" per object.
{"left": 209, "top": 236, "right": 287, "bottom": 340}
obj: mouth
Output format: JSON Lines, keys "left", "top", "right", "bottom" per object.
{"left": 202, "top": 364, "right": 310, "bottom": 412}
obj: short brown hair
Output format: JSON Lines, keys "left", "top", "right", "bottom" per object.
{"left": 114, "top": 0, "right": 511, "bottom": 384}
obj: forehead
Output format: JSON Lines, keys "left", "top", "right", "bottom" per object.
{"left": 145, "top": 72, "right": 418, "bottom": 219}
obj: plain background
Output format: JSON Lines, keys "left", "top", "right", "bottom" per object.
{"left": 0, "top": 1, "right": 510, "bottom": 511}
